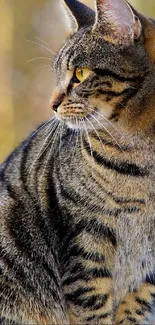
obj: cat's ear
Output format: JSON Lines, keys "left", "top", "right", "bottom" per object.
{"left": 93, "top": 0, "right": 142, "bottom": 45}
{"left": 62, "top": 0, "right": 95, "bottom": 33}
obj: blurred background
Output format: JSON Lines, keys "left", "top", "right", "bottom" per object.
{"left": 0, "top": 0, "right": 155, "bottom": 162}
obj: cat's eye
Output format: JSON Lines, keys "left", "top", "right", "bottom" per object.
{"left": 75, "top": 67, "right": 91, "bottom": 83}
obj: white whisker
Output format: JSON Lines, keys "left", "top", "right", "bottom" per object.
{"left": 71, "top": 116, "right": 81, "bottom": 158}
{"left": 27, "top": 40, "right": 55, "bottom": 55}
{"left": 29, "top": 119, "right": 59, "bottom": 175}
{"left": 70, "top": 117, "right": 79, "bottom": 159}
{"left": 41, "top": 123, "right": 61, "bottom": 180}
{"left": 81, "top": 119, "right": 94, "bottom": 167}
{"left": 30, "top": 118, "right": 55, "bottom": 139}
{"left": 90, "top": 114, "right": 124, "bottom": 152}
{"left": 58, "top": 122, "right": 64, "bottom": 167}
{"left": 75, "top": 116, "right": 80, "bottom": 149}
{"left": 41, "top": 64, "right": 52, "bottom": 71}
{"left": 85, "top": 116, "right": 111, "bottom": 161}
{"left": 79, "top": 120, "right": 84, "bottom": 156}
{"left": 34, "top": 36, "right": 56, "bottom": 54}
{"left": 37, "top": 124, "right": 58, "bottom": 160}
{"left": 25, "top": 57, "right": 51, "bottom": 64}
{"left": 89, "top": 108, "right": 122, "bottom": 135}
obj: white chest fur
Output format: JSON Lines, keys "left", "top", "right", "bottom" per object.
{"left": 114, "top": 210, "right": 155, "bottom": 305}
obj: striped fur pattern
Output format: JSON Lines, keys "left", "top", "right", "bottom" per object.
{"left": 1, "top": 0, "right": 155, "bottom": 324}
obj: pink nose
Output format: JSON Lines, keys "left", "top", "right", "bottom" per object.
{"left": 50, "top": 90, "right": 65, "bottom": 112}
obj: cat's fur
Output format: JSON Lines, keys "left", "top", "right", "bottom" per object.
{"left": 1, "top": 0, "right": 155, "bottom": 324}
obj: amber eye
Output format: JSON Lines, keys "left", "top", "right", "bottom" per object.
{"left": 75, "top": 67, "right": 91, "bottom": 83}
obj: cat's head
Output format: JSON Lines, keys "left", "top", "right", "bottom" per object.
{"left": 50, "top": 0, "right": 155, "bottom": 135}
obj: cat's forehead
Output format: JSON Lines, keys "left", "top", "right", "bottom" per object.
{"left": 54, "top": 26, "right": 148, "bottom": 83}
{"left": 67, "top": 30, "right": 113, "bottom": 68}
{"left": 54, "top": 29, "right": 118, "bottom": 74}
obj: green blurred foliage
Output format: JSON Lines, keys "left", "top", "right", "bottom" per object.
{"left": 0, "top": 0, "right": 155, "bottom": 162}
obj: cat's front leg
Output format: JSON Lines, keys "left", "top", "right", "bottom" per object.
{"left": 115, "top": 283, "right": 155, "bottom": 325}
{"left": 62, "top": 237, "right": 115, "bottom": 325}
{"left": 65, "top": 275, "right": 114, "bottom": 325}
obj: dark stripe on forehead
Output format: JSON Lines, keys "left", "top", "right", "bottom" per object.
{"left": 67, "top": 34, "right": 85, "bottom": 68}
{"left": 56, "top": 40, "right": 73, "bottom": 72}
{"left": 55, "top": 42, "right": 67, "bottom": 70}
{"left": 67, "top": 38, "right": 81, "bottom": 69}
{"left": 94, "top": 69, "right": 144, "bottom": 83}
{"left": 56, "top": 33, "right": 83, "bottom": 72}
{"left": 67, "top": 49, "right": 76, "bottom": 70}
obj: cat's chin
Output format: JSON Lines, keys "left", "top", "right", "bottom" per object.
{"left": 54, "top": 114, "right": 87, "bottom": 130}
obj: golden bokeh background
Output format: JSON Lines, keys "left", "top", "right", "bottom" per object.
{"left": 0, "top": 0, "right": 155, "bottom": 162}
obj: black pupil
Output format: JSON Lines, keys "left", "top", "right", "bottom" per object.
{"left": 80, "top": 69, "right": 83, "bottom": 77}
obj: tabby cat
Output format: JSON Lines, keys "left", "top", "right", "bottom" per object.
{"left": 1, "top": 0, "right": 155, "bottom": 324}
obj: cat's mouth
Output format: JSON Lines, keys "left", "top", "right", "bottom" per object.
{"left": 53, "top": 106, "right": 89, "bottom": 129}
{"left": 53, "top": 103, "right": 113, "bottom": 130}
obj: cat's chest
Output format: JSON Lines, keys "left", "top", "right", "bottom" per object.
{"left": 58, "top": 151, "right": 155, "bottom": 299}
{"left": 113, "top": 211, "right": 155, "bottom": 304}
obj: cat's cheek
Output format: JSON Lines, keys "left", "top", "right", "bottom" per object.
{"left": 88, "top": 97, "right": 114, "bottom": 119}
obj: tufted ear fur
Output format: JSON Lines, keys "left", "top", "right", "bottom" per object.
{"left": 62, "top": 0, "right": 95, "bottom": 33}
{"left": 93, "top": 0, "right": 142, "bottom": 45}
{"left": 139, "top": 16, "right": 155, "bottom": 63}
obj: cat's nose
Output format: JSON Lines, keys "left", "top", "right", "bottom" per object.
{"left": 50, "top": 90, "right": 65, "bottom": 112}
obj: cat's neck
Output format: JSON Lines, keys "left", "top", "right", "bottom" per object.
{"left": 81, "top": 128, "right": 154, "bottom": 171}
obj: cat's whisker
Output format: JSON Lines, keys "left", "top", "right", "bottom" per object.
{"left": 27, "top": 40, "right": 55, "bottom": 55}
{"left": 34, "top": 36, "right": 56, "bottom": 54}
{"left": 29, "top": 118, "right": 55, "bottom": 139}
{"left": 59, "top": 122, "right": 64, "bottom": 165}
{"left": 66, "top": 117, "right": 79, "bottom": 158}
{"left": 25, "top": 57, "right": 51, "bottom": 65}
{"left": 34, "top": 36, "right": 50, "bottom": 47}
{"left": 42, "top": 123, "right": 60, "bottom": 169}
{"left": 28, "top": 119, "right": 59, "bottom": 175}
{"left": 69, "top": 130, "right": 76, "bottom": 161}
{"left": 117, "top": 101, "right": 126, "bottom": 109}
{"left": 38, "top": 119, "right": 60, "bottom": 156}
{"left": 41, "top": 64, "right": 53, "bottom": 71}
{"left": 68, "top": 120, "right": 76, "bottom": 149}
{"left": 79, "top": 119, "right": 85, "bottom": 156}
{"left": 129, "top": 86, "right": 137, "bottom": 90}
{"left": 70, "top": 116, "right": 80, "bottom": 158}
{"left": 75, "top": 116, "right": 80, "bottom": 153}
{"left": 41, "top": 123, "right": 61, "bottom": 180}
{"left": 85, "top": 115, "right": 111, "bottom": 161}
{"left": 81, "top": 119, "right": 94, "bottom": 167}
{"left": 72, "top": 116, "right": 81, "bottom": 158}
{"left": 88, "top": 107, "right": 122, "bottom": 136}
{"left": 35, "top": 64, "right": 53, "bottom": 74}
{"left": 69, "top": 119, "right": 76, "bottom": 143}
{"left": 29, "top": 126, "right": 55, "bottom": 176}
{"left": 38, "top": 122, "right": 59, "bottom": 159}
{"left": 90, "top": 114, "right": 124, "bottom": 152}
